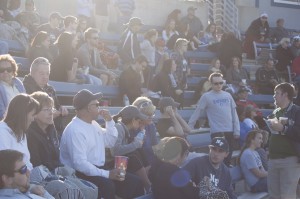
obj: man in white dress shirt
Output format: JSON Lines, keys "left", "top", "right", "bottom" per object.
{"left": 60, "top": 89, "right": 144, "bottom": 199}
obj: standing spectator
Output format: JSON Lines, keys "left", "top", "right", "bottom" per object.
{"left": 291, "top": 35, "right": 300, "bottom": 58}
{"left": 36, "top": 12, "right": 63, "bottom": 44}
{"left": 60, "top": 89, "right": 144, "bottom": 199}
{"left": 184, "top": 137, "right": 237, "bottom": 199}
{"left": 238, "top": 130, "right": 268, "bottom": 193}
{"left": 275, "top": 37, "right": 293, "bottom": 81}
{"left": 76, "top": 17, "right": 88, "bottom": 47}
{"left": 118, "top": 17, "right": 143, "bottom": 65}
{"left": 166, "top": 9, "right": 181, "bottom": 31}
{"left": 0, "top": 150, "right": 53, "bottom": 199}
{"left": 226, "top": 56, "right": 249, "bottom": 93}
{"left": 119, "top": 55, "right": 148, "bottom": 104}
{"left": 50, "top": 32, "right": 86, "bottom": 84}
{"left": 188, "top": 72, "right": 240, "bottom": 166}
{"left": 0, "top": 54, "right": 25, "bottom": 119}
{"left": 77, "top": 28, "right": 116, "bottom": 85}
{"left": 218, "top": 32, "right": 242, "bottom": 69}
{"left": 244, "top": 13, "right": 270, "bottom": 59}
{"left": 156, "top": 97, "right": 191, "bottom": 138}
{"left": 149, "top": 137, "right": 199, "bottom": 199}
{"left": 267, "top": 82, "right": 300, "bottom": 199}
{"left": 180, "top": 6, "right": 203, "bottom": 36}
{"left": 270, "top": 18, "right": 289, "bottom": 43}
{"left": 140, "top": 29, "right": 158, "bottom": 88}
{"left": 162, "top": 19, "right": 178, "bottom": 44}
{"left": 27, "top": 31, "right": 54, "bottom": 63}
{"left": 23, "top": 57, "right": 69, "bottom": 135}
{"left": 0, "top": 94, "right": 39, "bottom": 170}
{"left": 255, "top": 58, "right": 279, "bottom": 95}
{"left": 114, "top": 0, "right": 135, "bottom": 32}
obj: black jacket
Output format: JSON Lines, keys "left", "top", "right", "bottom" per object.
{"left": 27, "top": 121, "right": 61, "bottom": 171}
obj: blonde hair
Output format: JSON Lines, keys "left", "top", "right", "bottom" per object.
{"left": 279, "top": 37, "right": 290, "bottom": 45}
{"left": 132, "top": 96, "right": 156, "bottom": 116}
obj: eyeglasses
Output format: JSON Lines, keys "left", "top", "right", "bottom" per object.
{"left": 14, "top": 165, "right": 28, "bottom": 175}
{"left": 0, "top": 67, "right": 13, "bottom": 73}
{"left": 41, "top": 107, "right": 55, "bottom": 113}
{"left": 213, "top": 81, "right": 223, "bottom": 85}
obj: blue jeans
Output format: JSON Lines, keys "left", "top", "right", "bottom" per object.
{"left": 251, "top": 177, "right": 268, "bottom": 193}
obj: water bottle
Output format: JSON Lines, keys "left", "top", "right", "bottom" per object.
{"left": 123, "top": 95, "right": 130, "bottom": 106}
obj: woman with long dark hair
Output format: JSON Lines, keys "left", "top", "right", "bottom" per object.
{"left": 238, "top": 130, "right": 268, "bottom": 193}
{"left": 0, "top": 94, "right": 40, "bottom": 170}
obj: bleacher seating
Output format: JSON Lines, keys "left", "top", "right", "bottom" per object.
{"left": 0, "top": 39, "right": 26, "bottom": 56}
{"left": 185, "top": 51, "right": 217, "bottom": 63}
{"left": 13, "top": 56, "right": 31, "bottom": 77}
{"left": 189, "top": 63, "right": 211, "bottom": 77}
{"left": 187, "top": 76, "right": 207, "bottom": 90}
{"left": 247, "top": 94, "right": 274, "bottom": 105}
{"left": 253, "top": 41, "right": 278, "bottom": 64}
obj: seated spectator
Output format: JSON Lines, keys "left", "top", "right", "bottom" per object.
{"left": 0, "top": 149, "right": 53, "bottom": 199}
{"left": 111, "top": 105, "right": 151, "bottom": 193}
{"left": 255, "top": 58, "right": 279, "bottom": 95}
{"left": 184, "top": 137, "right": 237, "bottom": 199}
{"left": 275, "top": 37, "right": 293, "bottom": 81}
{"left": 77, "top": 28, "right": 116, "bottom": 85}
{"left": 63, "top": 15, "right": 78, "bottom": 34}
{"left": 218, "top": 32, "right": 242, "bottom": 69}
{"left": 140, "top": 29, "right": 158, "bottom": 88}
{"left": 156, "top": 97, "right": 191, "bottom": 138}
{"left": 4, "top": 0, "right": 21, "bottom": 21}
{"left": 149, "top": 137, "right": 199, "bottom": 199}
{"left": 132, "top": 97, "right": 158, "bottom": 165}
{"left": 152, "top": 59, "right": 183, "bottom": 103}
{"left": 50, "top": 32, "right": 86, "bottom": 84}
{"left": 226, "top": 56, "right": 249, "bottom": 93}
{"left": 27, "top": 31, "right": 54, "bottom": 63}
{"left": 238, "top": 130, "right": 268, "bottom": 193}
{"left": 200, "top": 22, "right": 218, "bottom": 45}
{"left": 162, "top": 19, "right": 178, "bottom": 44}
{"left": 60, "top": 89, "right": 144, "bottom": 199}
{"left": 26, "top": 91, "right": 60, "bottom": 171}
{"left": 0, "top": 54, "right": 25, "bottom": 119}
{"left": 22, "top": 0, "right": 41, "bottom": 30}
{"left": 291, "top": 35, "right": 300, "bottom": 58}
{"left": 166, "top": 9, "right": 181, "bottom": 31}
{"left": 0, "top": 94, "right": 40, "bottom": 170}
{"left": 23, "top": 57, "right": 68, "bottom": 135}
{"left": 154, "top": 38, "right": 169, "bottom": 74}
{"left": 180, "top": 6, "right": 203, "bottom": 36}
{"left": 255, "top": 130, "right": 269, "bottom": 171}
{"left": 270, "top": 18, "right": 289, "bottom": 43}
{"left": 243, "top": 13, "right": 270, "bottom": 59}
{"left": 170, "top": 38, "right": 189, "bottom": 89}
{"left": 76, "top": 16, "right": 88, "bottom": 47}
{"left": 210, "top": 58, "right": 225, "bottom": 74}
{"left": 36, "top": 12, "right": 63, "bottom": 44}
{"left": 118, "top": 17, "right": 143, "bottom": 65}
{"left": 119, "top": 55, "right": 148, "bottom": 104}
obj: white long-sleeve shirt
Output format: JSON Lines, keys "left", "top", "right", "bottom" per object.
{"left": 60, "top": 117, "right": 118, "bottom": 178}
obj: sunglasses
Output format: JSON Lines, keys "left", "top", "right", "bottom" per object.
{"left": 14, "top": 165, "right": 28, "bottom": 175}
{"left": 0, "top": 67, "right": 13, "bottom": 73}
{"left": 213, "top": 81, "right": 223, "bottom": 85}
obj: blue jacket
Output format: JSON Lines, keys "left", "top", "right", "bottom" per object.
{"left": 0, "top": 77, "right": 25, "bottom": 119}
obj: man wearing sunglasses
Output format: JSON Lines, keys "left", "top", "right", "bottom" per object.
{"left": 0, "top": 149, "right": 53, "bottom": 199}
{"left": 188, "top": 72, "right": 240, "bottom": 166}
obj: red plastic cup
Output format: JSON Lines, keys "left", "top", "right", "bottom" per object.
{"left": 114, "top": 156, "right": 128, "bottom": 170}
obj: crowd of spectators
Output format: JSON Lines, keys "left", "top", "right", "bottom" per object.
{"left": 0, "top": 0, "right": 300, "bottom": 199}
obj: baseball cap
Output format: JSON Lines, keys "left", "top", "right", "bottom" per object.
{"left": 50, "top": 12, "right": 64, "bottom": 20}
{"left": 124, "top": 17, "right": 144, "bottom": 27}
{"left": 73, "top": 89, "right": 103, "bottom": 110}
{"left": 209, "top": 137, "right": 229, "bottom": 152}
{"left": 158, "top": 97, "right": 180, "bottom": 110}
{"left": 118, "top": 105, "right": 148, "bottom": 121}
{"left": 237, "top": 87, "right": 250, "bottom": 94}
{"left": 260, "top": 12, "right": 268, "bottom": 18}
{"left": 188, "top": 6, "right": 197, "bottom": 11}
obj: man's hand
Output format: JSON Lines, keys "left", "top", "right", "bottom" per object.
{"left": 270, "top": 119, "right": 284, "bottom": 132}
{"left": 99, "top": 109, "right": 112, "bottom": 121}
{"left": 109, "top": 168, "right": 126, "bottom": 181}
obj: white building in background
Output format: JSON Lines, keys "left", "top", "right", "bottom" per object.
{"left": 34, "top": 0, "right": 300, "bottom": 32}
